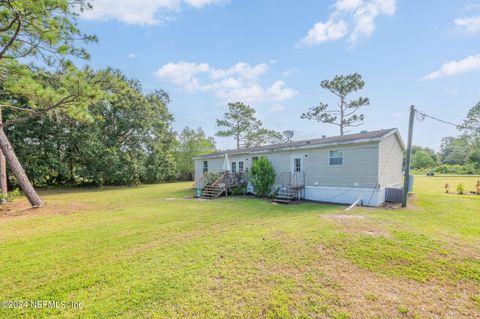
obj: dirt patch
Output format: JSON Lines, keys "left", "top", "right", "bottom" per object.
{"left": 264, "top": 233, "right": 480, "bottom": 318}
{"left": 0, "top": 198, "right": 93, "bottom": 221}
{"left": 322, "top": 214, "right": 366, "bottom": 220}
{"left": 361, "top": 230, "right": 385, "bottom": 237}
{"left": 321, "top": 214, "right": 391, "bottom": 238}
{"left": 206, "top": 234, "right": 480, "bottom": 318}
{"left": 311, "top": 250, "right": 480, "bottom": 318}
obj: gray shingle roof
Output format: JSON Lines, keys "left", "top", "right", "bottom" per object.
{"left": 196, "top": 128, "right": 400, "bottom": 159}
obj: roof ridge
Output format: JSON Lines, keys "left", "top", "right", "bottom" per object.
{"left": 196, "top": 128, "right": 398, "bottom": 159}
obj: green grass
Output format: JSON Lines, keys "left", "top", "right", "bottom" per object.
{"left": 0, "top": 176, "right": 479, "bottom": 318}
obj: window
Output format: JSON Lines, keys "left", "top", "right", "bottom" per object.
{"left": 329, "top": 150, "right": 343, "bottom": 165}
{"left": 238, "top": 161, "right": 244, "bottom": 173}
{"left": 203, "top": 161, "right": 208, "bottom": 173}
{"left": 252, "top": 156, "right": 258, "bottom": 162}
{"left": 294, "top": 158, "right": 301, "bottom": 172}
{"left": 231, "top": 161, "right": 237, "bottom": 173}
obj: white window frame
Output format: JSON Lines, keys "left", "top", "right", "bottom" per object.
{"left": 238, "top": 161, "right": 244, "bottom": 173}
{"left": 231, "top": 161, "right": 237, "bottom": 173}
{"left": 329, "top": 150, "right": 343, "bottom": 166}
{"left": 293, "top": 158, "right": 301, "bottom": 172}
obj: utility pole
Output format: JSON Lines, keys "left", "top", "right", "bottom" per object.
{"left": 402, "top": 105, "right": 415, "bottom": 207}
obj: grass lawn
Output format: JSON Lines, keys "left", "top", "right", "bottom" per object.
{"left": 0, "top": 176, "right": 479, "bottom": 318}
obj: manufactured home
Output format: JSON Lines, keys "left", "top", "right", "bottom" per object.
{"left": 193, "top": 128, "right": 405, "bottom": 206}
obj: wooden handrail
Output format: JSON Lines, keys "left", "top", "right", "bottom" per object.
{"left": 279, "top": 171, "right": 305, "bottom": 189}
{"left": 212, "top": 172, "right": 228, "bottom": 186}
{"left": 193, "top": 173, "right": 207, "bottom": 189}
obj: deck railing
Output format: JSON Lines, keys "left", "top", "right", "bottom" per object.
{"left": 224, "top": 172, "right": 247, "bottom": 186}
{"left": 278, "top": 171, "right": 305, "bottom": 199}
{"left": 194, "top": 171, "right": 247, "bottom": 190}
{"left": 279, "top": 172, "right": 305, "bottom": 188}
{"left": 291, "top": 171, "right": 305, "bottom": 189}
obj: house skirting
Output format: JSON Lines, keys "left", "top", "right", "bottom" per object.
{"left": 304, "top": 185, "right": 398, "bottom": 207}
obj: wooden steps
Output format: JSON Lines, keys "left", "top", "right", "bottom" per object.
{"left": 273, "top": 189, "right": 297, "bottom": 204}
{"left": 200, "top": 185, "right": 224, "bottom": 199}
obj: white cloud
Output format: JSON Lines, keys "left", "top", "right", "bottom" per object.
{"left": 154, "top": 62, "right": 298, "bottom": 102}
{"left": 154, "top": 62, "right": 210, "bottom": 92}
{"left": 127, "top": 53, "right": 137, "bottom": 59}
{"left": 209, "top": 62, "right": 269, "bottom": 80}
{"left": 283, "top": 68, "right": 300, "bottom": 77}
{"left": 455, "top": 16, "right": 480, "bottom": 34}
{"left": 81, "top": 0, "right": 227, "bottom": 25}
{"left": 335, "top": 0, "right": 363, "bottom": 11}
{"left": 300, "top": 20, "right": 348, "bottom": 46}
{"left": 300, "top": 0, "right": 397, "bottom": 47}
{"left": 423, "top": 54, "right": 480, "bottom": 80}
{"left": 258, "top": 104, "right": 287, "bottom": 120}
{"left": 185, "top": 0, "right": 225, "bottom": 8}
{"left": 266, "top": 81, "right": 298, "bottom": 101}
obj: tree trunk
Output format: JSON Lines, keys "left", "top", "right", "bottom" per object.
{"left": 0, "top": 129, "right": 42, "bottom": 207}
{"left": 0, "top": 150, "right": 7, "bottom": 204}
{"left": 340, "top": 97, "right": 345, "bottom": 136}
{"left": 0, "top": 109, "right": 7, "bottom": 204}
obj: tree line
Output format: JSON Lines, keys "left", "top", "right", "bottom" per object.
{"left": 0, "top": 0, "right": 372, "bottom": 207}
{"left": 0, "top": 0, "right": 216, "bottom": 205}
{"left": 411, "top": 103, "right": 480, "bottom": 174}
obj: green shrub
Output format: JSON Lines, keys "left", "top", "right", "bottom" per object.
{"left": 205, "top": 172, "right": 224, "bottom": 185}
{"left": 412, "top": 164, "right": 480, "bottom": 175}
{"left": 433, "top": 164, "right": 480, "bottom": 175}
{"left": 249, "top": 157, "right": 276, "bottom": 197}
{"left": 0, "top": 188, "right": 21, "bottom": 202}
{"left": 230, "top": 185, "right": 246, "bottom": 196}
{"left": 456, "top": 183, "right": 465, "bottom": 194}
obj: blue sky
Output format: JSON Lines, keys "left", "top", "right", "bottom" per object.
{"left": 77, "top": 0, "right": 480, "bottom": 150}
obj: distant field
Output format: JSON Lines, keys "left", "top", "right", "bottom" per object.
{"left": 0, "top": 176, "right": 479, "bottom": 318}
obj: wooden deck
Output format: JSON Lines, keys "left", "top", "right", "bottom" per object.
{"left": 194, "top": 172, "right": 247, "bottom": 199}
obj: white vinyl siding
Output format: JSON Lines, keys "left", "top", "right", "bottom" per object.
{"left": 303, "top": 143, "right": 379, "bottom": 189}
{"left": 194, "top": 157, "right": 223, "bottom": 180}
{"left": 262, "top": 151, "right": 291, "bottom": 185}
{"left": 194, "top": 141, "right": 389, "bottom": 189}
{"left": 378, "top": 133, "right": 404, "bottom": 188}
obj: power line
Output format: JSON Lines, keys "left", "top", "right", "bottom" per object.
{"left": 416, "top": 110, "right": 467, "bottom": 129}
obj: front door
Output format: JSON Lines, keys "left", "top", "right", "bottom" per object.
{"left": 290, "top": 155, "right": 304, "bottom": 189}
{"left": 291, "top": 156, "right": 303, "bottom": 174}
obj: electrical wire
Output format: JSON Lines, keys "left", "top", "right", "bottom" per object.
{"left": 416, "top": 110, "right": 467, "bottom": 129}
